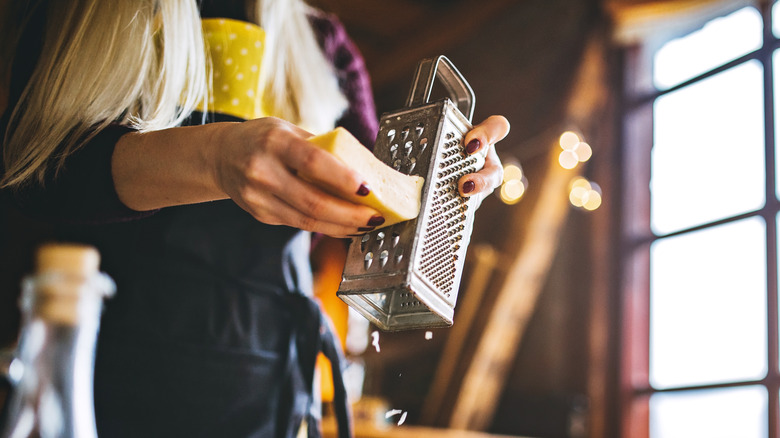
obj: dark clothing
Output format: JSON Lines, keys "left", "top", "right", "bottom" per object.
{"left": 1, "top": 4, "right": 376, "bottom": 437}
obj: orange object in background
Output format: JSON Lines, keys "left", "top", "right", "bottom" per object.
{"left": 312, "top": 236, "right": 351, "bottom": 402}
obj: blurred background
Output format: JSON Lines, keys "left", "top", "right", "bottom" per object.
{"left": 2, "top": 0, "right": 777, "bottom": 437}
{"left": 308, "top": 0, "right": 780, "bottom": 437}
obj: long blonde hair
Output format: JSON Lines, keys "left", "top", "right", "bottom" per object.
{"left": 1, "top": 0, "right": 206, "bottom": 188}
{"left": 251, "top": 0, "right": 348, "bottom": 134}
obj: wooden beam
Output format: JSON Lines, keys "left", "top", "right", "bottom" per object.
{"left": 448, "top": 147, "right": 578, "bottom": 431}
{"left": 421, "top": 244, "right": 499, "bottom": 425}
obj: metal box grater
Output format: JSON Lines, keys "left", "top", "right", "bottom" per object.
{"left": 337, "top": 56, "right": 485, "bottom": 331}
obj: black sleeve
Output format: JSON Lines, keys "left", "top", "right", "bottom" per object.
{"left": 5, "top": 124, "right": 159, "bottom": 225}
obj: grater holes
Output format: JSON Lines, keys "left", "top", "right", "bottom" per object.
{"left": 401, "top": 126, "right": 410, "bottom": 140}
{"left": 360, "top": 234, "right": 370, "bottom": 252}
{"left": 391, "top": 232, "right": 400, "bottom": 247}
{"left": 415, "top": 122, "right": 424, "bottom": 138}
{"left": 387, "top": 129, "right": 396, "bottom": 143}
{"left": 390, "top": 143, "right": 399, "bottom": 159}
{"left": 404, "top": 141, "right": 413, "bottom": 156}
{"left": 408, "top": 157, "right": 416, "bottom": 173}
{"left": 394, "top": 248, "right": 404, "bottom": 264}
{"left": 393, "top": 159, "right": 402, "bottom": 170}
{"left": 379, "top": 250, "right": 389, "bottom": 267}
{"left": 398, "top": 292, "right": 421, "bottom": 308}
{"left": 364, "top": 252, "right": 373, "bottom": 269}
{"left": 441, "top": 148, "right": 460, "bottom": 159}
{"left": 419, "top": 138, "right": 428, "bottom": 152}
{"left": 376, "top": 231, "right": 385, "bottom": 248}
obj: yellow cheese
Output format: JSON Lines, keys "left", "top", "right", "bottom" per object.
{"left": 307, "top": 127, "right": 424, "bottom": 227}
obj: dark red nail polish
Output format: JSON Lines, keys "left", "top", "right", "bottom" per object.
{"left": 466, "top": 139, "right": 481, "bottom": 155}
{"left": 356, "top": 183, "right": 370, "bottom": 196}
{"left": 463, "top": 180, "right": 476, "bottom": 194}
{"left": 367, "top": 216, "right": 385, "bottom": 227}
{"left": 358, "top": 227, "right": 375, "bottom": 232}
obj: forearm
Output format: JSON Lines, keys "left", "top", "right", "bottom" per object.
{"left": 112, "top": 123, "right": 233, "bottom": 211}
{"left": 113, "top": 116, "right": 388, "bottom": 237}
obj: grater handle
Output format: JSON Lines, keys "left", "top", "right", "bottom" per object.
{"left": 406, "top": 56, "right": 475, "bottom": 123}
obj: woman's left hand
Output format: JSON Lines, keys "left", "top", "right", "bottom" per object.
{"left": 458, "top": 115, "right": 510, "bottom": 202}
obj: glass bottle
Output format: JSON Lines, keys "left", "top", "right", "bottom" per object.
{"left": 0, "top": 244, "right": 115, "bottom": 438}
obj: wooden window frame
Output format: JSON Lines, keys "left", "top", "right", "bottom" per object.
{"left": 619, "top": 1, "right": 780, "bottom": 437}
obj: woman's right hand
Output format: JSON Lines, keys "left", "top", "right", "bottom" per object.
{"left": 210, "top": 117, "right": 384, "bottom": 237}
{"left": 113, "top": 117, "right": 384, "bottom": 238}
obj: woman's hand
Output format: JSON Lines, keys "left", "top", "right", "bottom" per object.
{"left": 458, "top": 115, "right": 510, "bottom": 202}
{"left": 113, "top": 117, "right": 384, "bottom": 238}
{"left": 211, "top": 117, "right": 385, "bottom": 237}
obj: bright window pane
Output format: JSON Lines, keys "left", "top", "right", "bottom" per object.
{"left": 654, "top": 6, "right": 762, "bottom": 89}
{"left": 650, "top": 217, "right": 767, "bottom": 389}
{"left": 773, "top": 50, "right": 780, "bottom": 200}
{"left": 651, "top": 60, "right": 765, "bottom": 235}
{"left": 773, "top": 0, "right": 780, "bottom": 38}
{"left": 650, "top": 386, "right": 767, "bottom": 438}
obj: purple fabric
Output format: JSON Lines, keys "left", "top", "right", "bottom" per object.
{"left": 311, "top": 11, "right": 379, "bottom": 149}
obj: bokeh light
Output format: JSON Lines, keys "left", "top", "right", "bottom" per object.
{"left": 559, "top": 150, "right": 579, "bottom": 169}
{"left": 501, "top": 180, "right": 526, "bottom": 204}
{"left": 500, "top": 162, "right": 528, "bottom": 205}
{"left": 568, "top": 178, "right": 602, "bottom": 211}
{"left": 558, "top": 131, "right": 594, "bottom": 168}
{"left": 503, "top": 164, "right": 524, "bottom": 183}
{"left": 559, "top": 131, "right": 580, "bottom": 150}
{"left": 574, "top": 141, "right": 592, "bottom": 162}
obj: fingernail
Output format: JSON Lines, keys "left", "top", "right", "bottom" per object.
{"left": 466, "top": 139, "right": 481, "bottom": 155}
{"left": 367, "top": 216, "right": 385, "bottom": 227}
{"left": 356, "top": 183, "right": 370, "bottom": 196}
{"left": 463, "top": 180, "right": 476, "bottom": 194}
{"left": 358, "top": 227, "right": 375, "bottom": 232}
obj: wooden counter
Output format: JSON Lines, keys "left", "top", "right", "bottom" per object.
{"left": 322, "top": 418, "right": 530, "bottom": 438}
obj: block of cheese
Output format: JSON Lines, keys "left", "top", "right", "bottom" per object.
{"left": 306, "top": 127, "right": 424, "bottom": 227}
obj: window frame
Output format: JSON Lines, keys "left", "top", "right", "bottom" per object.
{"left": 619, "top": 1, "right": 780, "bottom": 436}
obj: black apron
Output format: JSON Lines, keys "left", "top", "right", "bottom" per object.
{"left": 58, "top": 199, "right": 351, "bottom": 438}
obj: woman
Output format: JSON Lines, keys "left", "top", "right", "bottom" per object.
{"left": 0, "top": 0, "right": 509, "bottom": 436}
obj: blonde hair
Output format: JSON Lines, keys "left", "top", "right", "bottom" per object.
{"left": 1, "top": 0, "right": 206, "bottom": 188}
{"left": 251, "top": 0, "right": 348, "bottom": 134}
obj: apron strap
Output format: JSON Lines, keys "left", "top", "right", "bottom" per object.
{"left": 283, "top": 294, "right": 352, "bottom": 438}
{"left": 319, "top": 312, "right": 353, "bottom": 438}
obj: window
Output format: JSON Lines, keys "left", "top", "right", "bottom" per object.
{"left": 621, "top": 2, "right": 780, "bottom": 437}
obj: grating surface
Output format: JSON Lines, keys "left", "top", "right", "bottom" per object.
{"left": 418, "top": 130, "right": 480, "bottom": 299}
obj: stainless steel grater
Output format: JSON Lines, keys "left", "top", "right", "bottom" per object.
{"left": 337, "top": 56, "right": 485, "bottom": 331}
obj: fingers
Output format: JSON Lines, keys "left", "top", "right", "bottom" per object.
{"left": 273, "top": 171, "right": 384, "bottom": 229}
{"left": 220, "top": 118, "right": 386, "bottom": 232}
{"left": 459, "top": 115, "right": 509, "bottom": 197}
{"left": 463, "top": 115, "right": 510, "bottom": 156}
{"left": 238, "top": 192, "right": 375, "bottom": 237}
{"left": 242, "top": 155, "right": 382, "bottom": 228}
{"left": 459, "top": 144, "right": 504, "bottom": 197}
{"left": 274, "top": 130, "right": 369, "bottom": 200}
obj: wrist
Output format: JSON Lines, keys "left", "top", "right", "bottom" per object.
{"left": 201, "top": 122, "right": 236, "bottom": 198}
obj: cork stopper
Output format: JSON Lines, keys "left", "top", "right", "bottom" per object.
{"left": 29, "top": 243, "right": 108, "bottom": 325}
{"left": 36, "top": 243, "right": 100, "bottom": 277}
